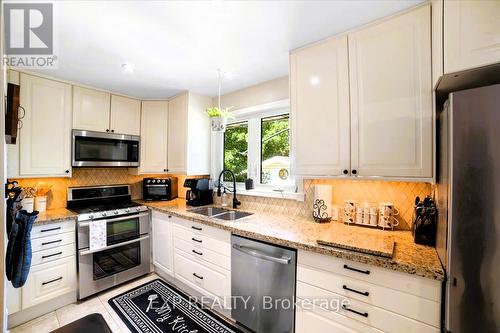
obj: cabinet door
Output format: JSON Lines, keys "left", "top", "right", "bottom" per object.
{"left": 110, "top": 95, "right": 141, "bottom": 135}
{"left": 140, "top": 101, "right": 168, "bottom": 173}
{"left": 152, "top": 211, "right": 174, "bottom": 276}
{"left": 290, "top": 35, "right": 350, "bottom": 176}
{"left": 431, "top": 0, "right": 443, "bottom": 88}
{"left": 19, "top": 74, "right": 72, "bottom": 176}
{"left": 167, "top": 93, "right": 187, "bottom": 173}
{"left": 73, "top": 86, "right": 110, "bottom": 132}
{"left": 349, "top": 5, "right": 432, "bottom": 178}
{"left": 444, "top": 0, "right": 500, "bottom": 74}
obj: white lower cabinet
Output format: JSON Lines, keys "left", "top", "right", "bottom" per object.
{"left": 152, "top": 210, "right": 174, "bottom": 276}
{"left": 296, "top": 250, "right": 441, "bottom": 333}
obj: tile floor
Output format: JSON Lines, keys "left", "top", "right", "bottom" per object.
{"left": 9, "top": 273, "right": 160, "bottom": 333}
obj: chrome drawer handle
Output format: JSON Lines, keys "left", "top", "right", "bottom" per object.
{"left": 191, "top": 226, "right": 202, "bottom": 231}
{"left": 42, "top": 251, "right": 62, "bottom": 259}
{"left": 193, "top": 273, "right": 203, "bottom": 280}
{"left": 42, "top": 240, "right": 62, "bottom": 246}
{"left": 42, "top": 276, "right": 63, "bottom": 286}
{"left": 342, "top": 305, "right": 368, "bottom": 318}
{"left": 343, "top": 285, "right": 369, "bottom": 296}
{"left": 40, "top": 227, "right": 61, "bottom": 233}
{"left": 192, "top": 250, "right": 203, "bottom": 256}
{"left": 232, "top": 243, "right": 291, "bottom": 265}
{"left": 343, "top": 264, "right": 370, "bottom": 275}
{"left": 191, "top": 237, "right": 202, "bottom": 243}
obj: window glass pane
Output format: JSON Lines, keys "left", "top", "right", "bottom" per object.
{"left": 224, "top": 122, "right": 248, "bottom": 182}
{"left": 261, "top": 115, "right": 290, "bottom": 185}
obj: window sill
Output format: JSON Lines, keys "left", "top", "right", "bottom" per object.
{"left": 234, "top": 188, "right": 305, "bottom": 201}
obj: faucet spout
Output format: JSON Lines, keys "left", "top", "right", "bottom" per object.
{"left": 217, "top": 169, "right": 241, "bottom": 209}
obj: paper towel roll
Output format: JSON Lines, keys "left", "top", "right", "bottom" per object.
{"left": 313, "top": 185, "right": 332, "bottom": 219}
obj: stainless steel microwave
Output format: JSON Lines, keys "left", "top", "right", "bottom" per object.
{"left": 72, "top": 129, "right": 140, "bottom": 167}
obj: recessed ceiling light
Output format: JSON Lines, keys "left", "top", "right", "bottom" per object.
{"left": 121, "top": 63, "right": 135, "bottom": 73}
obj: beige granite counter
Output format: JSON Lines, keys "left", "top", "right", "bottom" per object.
{"left": 139, "top": 199, "right": 444, "bottom": 281}
{"left": 34, "top": 208, "right": 78, "bottom": 225}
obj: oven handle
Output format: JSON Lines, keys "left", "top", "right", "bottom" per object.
{"left": 78, "top": 212, "right": 149, "bottom": 227}
{"left": 78, "top": 235, "right": 149, "bottom": 256}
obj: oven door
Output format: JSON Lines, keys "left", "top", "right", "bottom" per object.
{"left": 144, "top": 184, "right": 170, "bottom": 201}
{"left": 77, "top": 213, "right": 151, "bottom": 299}
{"left": 72, "top": 130, "right": 140, "bottom": 167}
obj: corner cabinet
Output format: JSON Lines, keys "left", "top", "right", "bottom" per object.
{"left": 349, "top": 4, "right": 432, "bottom": 178}
{"left": 290, "top": 35, "right": 351, "bottom": 177}
{"left": 110, "top": 95, "right": 141, "bottom": 135}
{"left": 139, "top": 101, "right": 169, "bottom": 174}
{"left": 291, "top": 4, "right": 433, "bottom": 180}
{"left": 19, "top": 74, "right": 72, "bottom": 177}
{"left": 72, "top": 86, "right": 111, "bottom": 132}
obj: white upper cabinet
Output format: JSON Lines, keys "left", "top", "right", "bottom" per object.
{"left": 431, "top": 0, "right": 443, "bottom": 88}
{"left": 167, "top": 93, "right": 188, "bottom": 173}
{"left": 348, "top": 4, "right": 432, "bottom": 178}
{"left": 290, "top": 35, "right": 351, "bottom": 177}
{"left": 72, "top": 86, "right": 111, "bottom": 132}
{"left": 140, "top": 101, "right": 169, "bottom": 173}
{"left": 444, "top": 0, "right": 500, "bottom": 74}
{"left": 19, "top": 74, "right": 72, "bottom": 177}
{"left": 110, "top": 95, "right": 141, "bottom": 135}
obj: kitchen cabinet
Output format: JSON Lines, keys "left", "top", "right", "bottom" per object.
{"left": 348, "top": 4, "right": 432, "bottom": 178}
{"left": 72, "top": 86, "right": 111, "bottom": 132}
{"left": 19, "top": 74, "right": 72, "bottom": 177}
{"left": 444, "top": 0, "right": 500, "bottom": 74}
{"left": 139, "top": 101, "right": 169, "bottom": 173}
{"left": 431, "top": 0, "right": 443, "bottom": 88}
{"left": 290, "top": 35, "right": 350, "bottom": 177}
{"left": 167, "top": 92, "right": 211, "bottom": 175}
{"left": 110, "top": 95, "right": 141, "bottom": 135}
{"left": 151, "top": 210, "right": 174, "bottom": 276}
{"left": 296, "top": 250, "right": 441, "bottom": 333}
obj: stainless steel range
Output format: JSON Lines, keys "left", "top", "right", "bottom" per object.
{"left": 67, "top": 185, "right": 151, "bottom": 299}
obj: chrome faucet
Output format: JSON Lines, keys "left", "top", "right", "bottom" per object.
{"left": 217, "top": 169, "right": 241, "bottom": 209}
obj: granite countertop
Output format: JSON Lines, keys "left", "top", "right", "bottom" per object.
{"left": 139, "top": 199, "right": 445, "bottom": 281}
{"left": 34, "top": 208, "right": 78, "bottom": 225}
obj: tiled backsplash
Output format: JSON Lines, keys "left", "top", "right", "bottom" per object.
{"left": 11, "top": 168, "right": 204, "bottom": 210}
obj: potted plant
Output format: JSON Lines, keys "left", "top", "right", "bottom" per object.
{"left": 206, "top": 106, "right": 233, "bottom": 132}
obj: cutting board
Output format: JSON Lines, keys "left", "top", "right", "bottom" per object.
{"left": 317, "top": 229, "right": 395, "bottom": 258}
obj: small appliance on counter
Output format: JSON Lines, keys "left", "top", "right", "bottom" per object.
{"left": 143, "top": 177, "right": 178, "bottom": 201}
{"left": 412, "top": 196, "right": 437, "bottom": 246}
{"left": 184, "top": 178, "right": 213, "bottom": 206}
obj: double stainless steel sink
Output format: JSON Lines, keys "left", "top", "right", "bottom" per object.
{"left": 188, "top": 206, "right": 253, "bottom": 221}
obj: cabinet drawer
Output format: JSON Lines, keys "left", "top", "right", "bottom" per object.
{"left": 174, "top": 237, "right": 230, "bottom": 271}
{"left": 298, "top": 250, "right": 441, "bottom": 301}
{"left": 297, "top": 264, "right": 440, "bottom": 326}
{"left": 31, "top": 243, "right": 75, "bottom": 266}
{"left": 31, "top": 220, "right": 74, "bottom": 239}
{"left": 297, "top": 282, "right": 439, "bottom": 333}
{"left": 31, "top": 232, "right": 75, "bottom": 252}
{"left": 173, "top": 224, "right": 230, "bottom": 256}
{"left": 296, "top": 307, "right": 382, "bottom": 333}
{"left": 174, "top": 250, "right": 230, "bottom": 299}
{"left": 22, "top": 255, "right": 76, "bottom": 309}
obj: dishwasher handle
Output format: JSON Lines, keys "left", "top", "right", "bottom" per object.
{"left": 232, "top": 243, "right": 291, "bottom": 265}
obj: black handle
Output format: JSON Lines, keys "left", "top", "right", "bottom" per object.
{"left": 193, "top": 273, "right": 203, "bottom": 280}
{"left": 342, "top": 305, "right": 368, "bottom": 317}
{"left": 164, "top": 169, "right": 167, "bottom": 172}
{"left": 65, "top": 170, "right": 70, "bottom": 174}
{"left": 191, "top": 226, "right": 202, "bottom": 231}
{"left": 168, "top": 215, "right": 172, "bottom": 218}
{"left": 111, "top": 129, "right": 114, "bottom": 133}
{"left": 343, "top": 264, "right": 370, "bottom": 275}
{"left": 42, "top": 251, "right": 63, "bottom": 259}
{"left": 41, "top": 227, "right": 61, "bottom": 233}
{"left": 192, "top": 249, "right": 203, "bottom": 256}
{"left": 42, "top": 239, "right": 62, "bottom": 246}
{"left": 352, "top": 169, "right": 357, "bottom": 175}
{"left": 42, "top": 276, "right": 63, "bottom": 285}
{"left": 106, "top": 129, "right": 109, "bottom": 132}
{"left": 343, "top": 285, "right": 369, "bottom": 296}
{"left": 191, "top": 237, "right": 202, "bottom": 243}
{"left": 343, "top": 169, "right": 349, "bottom": 175}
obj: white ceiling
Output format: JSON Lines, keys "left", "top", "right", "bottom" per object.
{"left": 32, "top": 0, "right": 424, "bottom": 99}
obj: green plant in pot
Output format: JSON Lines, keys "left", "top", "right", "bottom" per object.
{"left": 206, "top": 106, "right": 233, "bottom": 132}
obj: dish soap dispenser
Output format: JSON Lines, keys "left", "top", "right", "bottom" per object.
{"left": 221, "top": 188, "right": 229, "bottom": 208}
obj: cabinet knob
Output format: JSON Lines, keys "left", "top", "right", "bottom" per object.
{"left": 106, "top": 129, "right": 109, "bottom": 132}
{"left": 111, "top": 129, "right": 114, "bottom": 133}
{"left": 163, "top": 169, "right": 167, "bottom": 172}
{"left": 65, "top": 170, "right": 70, "bottom": 173}
{"left": 168, "top": 215, "right": 171, "bottom": 218}
{"left": 343, "top": 170, "right": 349, "bottom": 175}
{"left": 352, "top": 169, "right": 357, "bottom": 175}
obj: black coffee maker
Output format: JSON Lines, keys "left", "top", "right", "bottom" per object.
{"left": 184, "top": 178, "right": 213, "bottom": 206}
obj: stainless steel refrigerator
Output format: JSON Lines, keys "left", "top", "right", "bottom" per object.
{"left": 437, "top": 83, "right": 500, "bottom": 333}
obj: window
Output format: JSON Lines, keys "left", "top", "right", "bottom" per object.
{"left": 223, "top": 106, "right": 292, "bottom": 190}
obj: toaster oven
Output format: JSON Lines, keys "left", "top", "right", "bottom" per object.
{"left": 143, "top": 177, "right": 178, "bottom": 201}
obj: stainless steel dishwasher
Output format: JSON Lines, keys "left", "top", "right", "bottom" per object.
{"left": 231, "top": 235, "right": 296, "bottom": 333}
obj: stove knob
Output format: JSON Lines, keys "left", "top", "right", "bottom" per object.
{"left": 114, "top": 210, "right": 119, "bottom": 215}
{"left": 136, "top": 207, "right": 141, "bottom": 211}
{"left": 101, "top": 212, "right": 107, "bottom": 217}
{"left": 162, "top": 179, "right": 166, "bottom": 183}
{"left": 89, "top": 214, "right": 94, "bottom": 219}
{"left": 125, "top": 208, "right": 130, "bottom": 212}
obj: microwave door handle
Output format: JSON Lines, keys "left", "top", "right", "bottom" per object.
{"left": 78, "top": 235, "right": 150, "bottom": 256}
{"left": 78, "top": 212, "right": 149, "bottom": 227}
